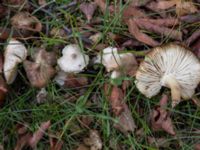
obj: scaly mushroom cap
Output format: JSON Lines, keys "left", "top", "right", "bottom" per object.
{"left": 135, "top": 43, "right": 200, "bottom": 107}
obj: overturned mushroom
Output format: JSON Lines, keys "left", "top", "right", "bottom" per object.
{"left": 95, "top": 47, "right": 138, "bottom": 78}
{"left": 57, "top": 44, "right": 89, "bottom": 73}
{"left": 4, "top": 39, "right": 27, "bottom": 84}
{"left": 135, "top": 43, "right": 200, "bottom": 107}
{"left": 23, "top": 48, "right": 57, "bottom": 88}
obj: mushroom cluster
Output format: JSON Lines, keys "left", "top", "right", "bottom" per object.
{"left": 135, "top": 43, "right": 200, "bottom": 107}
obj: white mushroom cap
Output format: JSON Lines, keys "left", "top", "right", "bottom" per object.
{"left": 96, "top": 47, "right": 137, "bottom": 78}
{"left": 135, "top": 43, "right": 200, "bottom": 107}
{"left": 57, "top": 44, "right": 89, "bottom": 73}
{"left": 4, "top": 39, "right": 27, "bottom": 84}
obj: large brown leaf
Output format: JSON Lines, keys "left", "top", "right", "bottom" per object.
{"left": 80, "top": 2, "right": 97, "bottom": 22}
{"left": 127, "top": 19, "right": 159, "bottom": 46}
{"left": 150, "top": 95, "right": 175, "bottom": 135}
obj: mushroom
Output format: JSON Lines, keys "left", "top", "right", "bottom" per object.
{"left": 95, "top": 47, "right": 138, "bottom": 79}
{"left": 4, "top": 39, "right": 27, "bottom": 84}
{"left": 135, "top": 43, "right": 200, "bottom": 107}
{"left": 57, "top": 44, "right": 89, "bottom": 73}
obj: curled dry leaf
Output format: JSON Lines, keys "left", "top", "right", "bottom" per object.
{"left": 147, "top": 136, "right": 170, "bottom": 148}
{"left": 14, "top": 121, "right": 51, "bottom": 150}
{"left": 150, "top": 95, "right": 175, "bottom": 135}
{"left": 57, "top": 44, "right": 89, "bottom": 73}
{"left": 50, "top": 137, "right": 63, "bottom": 150}
{"left": 0, "top": 76, "right": 8, "bottom": 107}
{"left": 89, "top": 32, "right": 102, "bottom": 43}
{"left": 23, "top": 48, "right": 57, "bottom": 88}
{"left": 11, "top": 12, "right": 42, "bottom": 32}
{"left": 28, "top": 120, "right": 51, "bottom": 148}
{"left": 146, "top": 0, "right": 176, "bottom": 11}
{"left": 0, "top": 4, "right": 8, "bottom": 18}
{"left": 127, "top": 19, "right": 159, "bottom": 46}
{"left": 4, "top": 39, "right": 27, "bottom": 84}
{"left": 80, "top": 2, "right": 97, "bottom": 22}
{"left": 83, "top": 130, "right": 102, "bottom": 150}
{"left": 94, "top": 0, "right": 106, "bottom": 14}
{"left": 186, "top": 29, "right": 200, "bottom": 46}
{"left": 134, "top": 19, "right": 182, "bottom": 40}
{"left": 108, "top": 86, "right": 136, "bottom": 133}
{"left": 175, "top": 0, "right": 198, "bottom": 16}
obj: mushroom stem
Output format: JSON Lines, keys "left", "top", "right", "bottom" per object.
{"left": 161, "top": 75, "right": 181, "bottom": 108}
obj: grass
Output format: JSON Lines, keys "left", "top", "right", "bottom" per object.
{"left": 0, "top": 0, "right": 200, "bottom": 149}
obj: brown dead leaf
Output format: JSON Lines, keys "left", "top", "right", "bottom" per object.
{"left": 135, "top": 18, "right": 179, "bottom": 27}
{"left": 11, "top": 12, "right": 42, "bottom": 32}
{"left": 80, "top": 2, "right": 97, "bottom": 22}
{"left": 195, "top": 144, "right": 200, "bottom": 150}
{"left": 38, "top": 0, "right": 47, "bottom": 6}
{"left": 50, "top": 137, "right": 63, "bottom": 150}
{"left": 65, "top": 74, "right": 88, "bottom": 88}
{"left": 110, "top": 86, "right": 125, "bottom": 116}
{"left": 29, "top": 120, "right": 51, "bottom": 148}
{"left": 23, "top": 49, "right": 57, "bottom": 88}
{"left": 0, "top": 4, "right": 8, "bottom": 18}
{"left": 108, "top": 86, "right": 136, "bottom": 133}
{"left": 176, "top": 0, "right": 198, "bottom": 16}
{"left": 147, "top": 0, "right": 176, "bottom": 11}
{"left": 180, "top": 14, "right": 200, "bottom": 23}
{"left": 50, "top": 28, "right": 67, "bottom": 38}
{"left": 147, "top": 136, "right": 170, "bottom": 148}
{"left": 16, "top": 123, "right": 28, "bottom": 135}
{"left": 76, "top": 144, "right": 90, "bottom": 150}
{"left": 186, "top": 29, "right": 200, "bottom": 46}
{"left": 94, "top": 0, "right": 106, "bottom": 14}
{"left": 150, "top": 94, "right": 176, "bottom": 135}
{"left": 15, "top": 120, "right": 50, "bottom": 150}
{"left": 83, "top": 130, "right": 102, "bottom": 150}
{"left": 127, "top": 0, "right": 151, "bottom": 7}
{"left": 127, "top": 19, "right": 159, "bottom": 46}
{"left": 134, "top": 19, "right": 182, "bottom": 40}
{"left": 0, "top": 76, "right": 8, "bottom": 107}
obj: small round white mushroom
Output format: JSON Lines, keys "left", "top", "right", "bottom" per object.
{"left": 95, "top": 47, "right": 137, "bottom": 78}
{"left": 135, "top": 43, "right": 200, "bottom": 107}
{"left": 57, "top": 44, "right": 89, "bottom": 73}
{"left": 4, "top": 39, "right": 27, "bottom": 84}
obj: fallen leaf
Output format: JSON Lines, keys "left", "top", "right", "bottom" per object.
{"left": 50, "top": 137, "right": 63, "bottom": 150}
{"left": 29, "top": 120, "right": 51, "bottom": 148}
{"left": 108, "top": 86, "right": 136, "bottom": 133}
{"left": 127, "top": 19, "right": 159, "bottom": 46}
{"left": 186, "top": 29, "right": 200, "bottom": 46}
{"left": 15, "top": 121, "right": 51, "bottom": 150}
{"left": 36, "top": 88, "right": 48, "bottom": 104}
{"left": 134, "top": 19, "right": 182, "bottom": 40}
{"left": 192, "top": 38, "right": 200, "bottom": 58}
{"left": 135, "top": 18, "right": 179, "bottom": 27}
{"left": 147, "top": 0, "right": 176, "bottom": 11}
{"left": 150, "top": 94, "right": 176, "bottom": 135}
{"left": 76, "top": 144, "right": 89, "bottom": 150}
{"left": 16, "top": 123, "right": 28, "bottom": 135}
{"left": 4, "top": 39, "right": 27, "bottom": 84}
{"left": 0, "top": 4, "right": 8, "bottom": 18}
{"left": 195, "top": 143, "right": 200, "bottom": 150}
{"left": 147, "top": 136, "right": 170, "bottom": 148}
{"left": 80, "top": 2, "right": 97, "bottom": 22}
{"left": 127, "top": 0, "right": 151, "bottom": 7}
{"left": 89, "top": 32, "right": 102, "bottom": 43}
{"left": 0, "top": 76, "right": 7, "bottom": 107}
{"left": 94, "top": 0, "right": 107, "bottom": 14}
{"left": 180, "top": 14, "right": 200, "bottom": 23}
{"left": 11, "top": 12, "right": 42, "bottom": 32}
{"left": 24, "top": 48, "right": 57, "bottom": 88}
{"left": 50, "top": 28, "right": 67, "bottom": 38}
{"left": 175, "top": 0, "right": 198, "bottom": 16}
{"left": 38, "top": 0, "right": 46, "bottom": 6}
{"left": 83, "top": 130, "right": 102, "bottom": 150}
